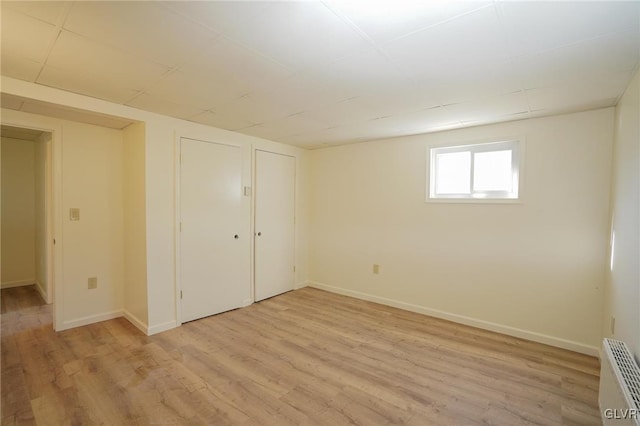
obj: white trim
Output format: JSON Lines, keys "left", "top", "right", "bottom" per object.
{"left": 174, "top": 132, "right": 182, "bottom": 326}
{"left": 34, "top": 280, "right": 48, "bottom": 303}
{"left": 1, "top": 279, "right": 36, "bottom": 289}
{"left": 60, "top": 310, "right": 123, "bottom": 331}
{"left": 251, "top": 146, "right": 256, "bottom": 304}
{"left": 147, "top": 320, "right": 178, "bottom": 336}
{"left": 123, "top": 310, "right": 149, "bottom": 335}
{"left": 307, "top": 281, "right": 599, "bottom": 357}
{"left": 1, "top": 113, "right": 62, "bottom": 330}
{"left": 295, "top": 281, "right": 309, "bottom": 290}
{"left": 426, "top": 137, "right": 526, "bottom": 203}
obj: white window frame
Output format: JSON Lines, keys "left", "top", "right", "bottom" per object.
{"left": 427, "top": 139, "right": 522, "bottom": 202}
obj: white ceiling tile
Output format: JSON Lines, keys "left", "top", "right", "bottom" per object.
{"left": 44, "top": 31, "right": 171, "bottom": 96}
{"left": 516, "top": 30, "right": 640, "bottom": 90}
{"left": 190, "top": 111, "right": 255, "bottom": 132}
{"left": 297, "top": 97, "right": 382, "bottom": 127}
{"left": 0, "top": 54, "right": 42, "bottom": 82}
{"left": 443, "top": 91, "right": 529, "bottom": 123}
{"left": 161, "top": 1, "right": 272, "bottom": 34}
{"left": 64, "top": 2, "right": 218, "bottom": 68}
{"left": 145, "top": 68, "right": 250, "bottom": 111}
{"left": 276, "top": 132, "right": 327, "bottom": 145}
{"left": 221, "top": 2, "right": 370, "bottom": 72}
{"left": 254, "top": 113, "right": 329, "bottom": 140}
{"left": 1, "top": 8, "right": 58, "bottom": 62}
{"left": 308, "top": 118, "right": 404, "bottom": 142}
{"left": 428, "top": 60, "right": 522, "bottom": 105}
{"left": 180, "top": 36, "right": 294, "bottom": 93}
{"left": 257, "top": 73, "right": 351, "bottom": 112}
{"left": 1, "top": 1, "right": 636, "bottom": 147}
{"left": 216, "top": 92, "right": 301, "bottom": 125}
{"left": 325, "top": 0, "right": 492, "bottom": 44}
{"left": 381, "top": 6, "right": 510, "bottom": 79}
{"left": 356, "top": 83, "right": 442, "bottom": 117}
{"left": 498, "top": 1, "right": 640, "bottom": 57}
{"left": 303, "top": 48, "right": 412, "bottom": 99}
{"left": 383, "top": 106, "right": 464, "bottom": 135}
{"left": 2, "top": 1, "right": 69, "bottom": 25}
{"left": 526, "top": 71, "right": 632, "bottom": 113}
{"left": 126, "top": 93, "right": 205, "bottom": 120}
{"left": 239, "top": 122, "right": 295, "bottom": 141}
{"left": 38, "top": 65, "right": 141, "bottom": 104}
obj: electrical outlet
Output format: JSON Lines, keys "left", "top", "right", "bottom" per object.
{"left": 88, "top": 277, "right": 97, "bottom": 289}
{"left": 610, "top": 316, "right": 615, "bottom": 334}
{"left": 373, "top": 264, "right": 380, "bottom": 274}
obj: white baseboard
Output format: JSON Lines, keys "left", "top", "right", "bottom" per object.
{"left": 308, "top": 281, "right": 599, "bottom": 357}
{"left": 123, "top": 310, "right": 149, "bottom": 335}
{"left": 34, "top": 280, "right": 49, "bottom": 304}
{"left": 1, "top": 279, "right": 36, "bottom": 289}
{"left": 60, "top": 309, "right": 123, "bottom": 331}
{"left": 147, "top": 320, "right": 178, "bottom": 336}
{"left": 295, "top": 281, "right": 309, "bottom": 290}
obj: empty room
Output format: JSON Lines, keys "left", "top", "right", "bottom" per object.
{"left": 1, "top": 1, "right": 639, "bottom": 425}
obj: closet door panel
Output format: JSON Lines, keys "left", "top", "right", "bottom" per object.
{"left": 254, "top": 150, "right": 295, "bottom": 302}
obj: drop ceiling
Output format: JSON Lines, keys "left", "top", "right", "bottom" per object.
{"left": 1, "top": 1, "right": 639, "bottom": 149}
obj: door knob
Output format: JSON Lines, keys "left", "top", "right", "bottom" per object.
{"left": 257, "top": 232, "right": 262, "bottom": 236}
{"left": 234, "top": 234, "right": 239, "bottom": 239}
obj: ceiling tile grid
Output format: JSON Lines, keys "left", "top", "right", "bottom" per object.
{"left": 1, "top": 1, "right": 638, "bottom": 148}
{"left": 62, "top": 1, "right": 221, "bottom": 69}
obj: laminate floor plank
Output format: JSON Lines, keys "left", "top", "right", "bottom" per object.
{"left": 1, "top": 285, "right": 601, "bottom": 425}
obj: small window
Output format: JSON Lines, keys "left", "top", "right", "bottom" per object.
{"left": 428, "top": 140, "right": 521, "bottom": 201}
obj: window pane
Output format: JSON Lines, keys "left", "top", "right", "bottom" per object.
{"left": 435, "top": 151, "right": 470, "bottom": 194}
{"left": 473, "top": 150, "right": 512, "bottom": 192}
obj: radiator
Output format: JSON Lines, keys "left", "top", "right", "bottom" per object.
{"left": 600, "top": 338, "right": 640, "bottom": 425}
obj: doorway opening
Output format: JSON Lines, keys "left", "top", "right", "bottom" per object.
{"left": 1, "top": 125, "right": 54, "bottom": 312}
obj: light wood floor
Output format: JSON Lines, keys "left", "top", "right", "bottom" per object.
{"left": 2, "top": 285, "right": 601, "bottom": 425}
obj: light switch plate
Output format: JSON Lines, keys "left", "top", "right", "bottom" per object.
{"left": 69, "top": 208, "right": 80, "bottom": 221}
{"left": 88, "top": 277, "right": 97, "bottom": 289}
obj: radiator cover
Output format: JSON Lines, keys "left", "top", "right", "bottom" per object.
{"left": 600, "top": 338, "right": 640, "bottom": 425}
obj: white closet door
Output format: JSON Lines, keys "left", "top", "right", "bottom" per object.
{"left": 180, "top": 138, "right": 249, "bottom": 323}
{"left": 254, "top": 150, "right": 296, "bottom": 302}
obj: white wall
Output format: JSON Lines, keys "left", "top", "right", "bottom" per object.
{"left": 603, "top": 68, "right": 640, "bottom": 360}
{"left": 1, "top": 137, "right": 36, "bottom": 287}
{"left": 123, "top": 122, "right": 148, "bottom": 330}
{"left": 1, "top": 76, "right": 310, "bottom": 335}
{"left": 310, "top": 108, "right": 614, "bottom": 354}
{"left": 61, "top": 122, "right": 124, "bottom": 326}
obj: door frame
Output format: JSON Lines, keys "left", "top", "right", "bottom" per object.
{"left": 0, "top": 118, "right": 62, "bottom": 330}
{"left": 173, "top": 135, "right": 251, "bottom": 326}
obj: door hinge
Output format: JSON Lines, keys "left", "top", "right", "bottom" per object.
{"left": 53, "top": 238, "right": 56, "bottom": 245}
{"left": 179, "top": 222, "right": 182, "bottom": 232}
{"left": 293, "top": 265, "right": 296, "bottom": 272}
{"left": 180, "top": 290, "right": 183, "bottom": 299}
